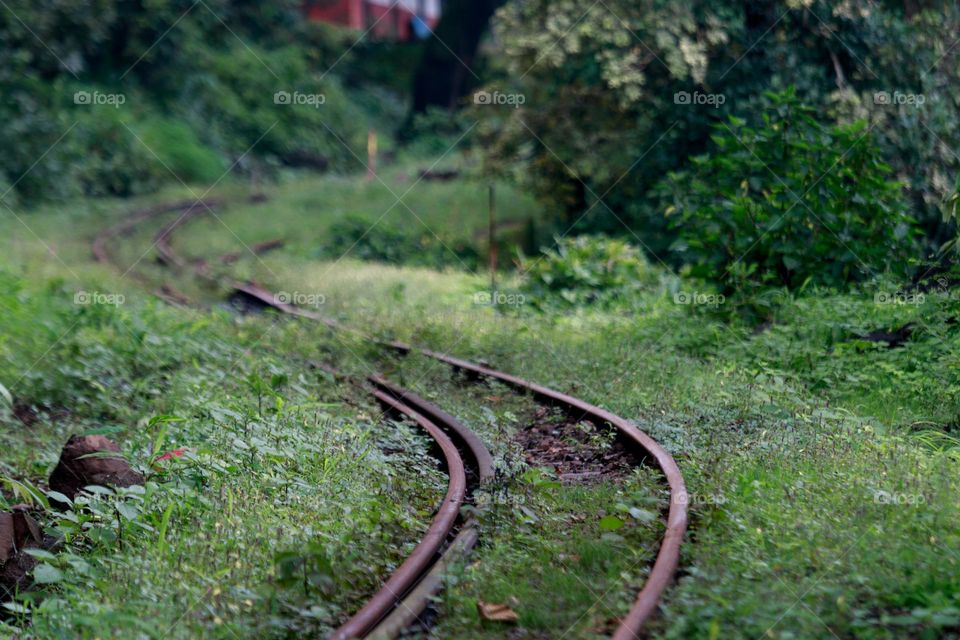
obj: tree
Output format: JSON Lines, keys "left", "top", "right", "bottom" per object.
{"left": 476, "top": 0, "right": 960, "bottom": 260}
{"left": 659, "top": 89, "right": 915, "bottom": 291}
{"left": 410, "top": 0, "right": 505, "bottom": 113}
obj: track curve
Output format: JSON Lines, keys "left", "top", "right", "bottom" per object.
{"left": 415, "top": 352, "right": 687, "bottom": 639}
{"left": 93, "top": 200, "right": 496, "bottom": 639}
{"left": 94, "top": 197, "right": 689, "bottom": 638}
{"left": 283, "top": 298, "right": 688, "bottom": 638}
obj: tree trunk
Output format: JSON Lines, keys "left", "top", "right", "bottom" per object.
{"left": 410, "top": 0, "right": 504, "bottom": 113}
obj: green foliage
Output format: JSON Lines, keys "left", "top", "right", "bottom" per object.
{"left": 481, "top": 0, "right": 960, "bottom": 262}
{"left": 0, "top": 269, "right": 447, "bottom": 637}
{"left": 520, "top": 235, "right": 659, "bottom": 307}
{"left": 179, "top": 43, "right": 365, "bottom": 169}
{"left": 321, "top": 214, "right": 482, "bottom": 270}
{"left": 404, "top": 106, "right": 475, "bottom": 157}
{"left": 138, "top": 118, "right": 225, "bottom": 184}
{"left": 940, "top": 175, "right": 960, "bottom": 255}
{"left": 72, "top": 104, "right": 166, "bottom": 197}
{"left": 717, "top": 282, "right": 960, "bottom": 423}
{"left": 659, "top": 89, "right": 915, "bottom": 292}
{"left": 0, "top": 0, "right": 366, "bottom": 202}
{"left": 4, "top": 166, "right": 960, "bottom": 637}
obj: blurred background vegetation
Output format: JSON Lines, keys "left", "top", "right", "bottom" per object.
{"left": 3, "top": 0, "right": 960, "bottom": 297}
{"left": 477, "top": 0, "right": 960, "bottom": 279}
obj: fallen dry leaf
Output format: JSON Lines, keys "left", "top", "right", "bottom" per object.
{"left": 477, "top": 600, "right": 519, "bottom": 624}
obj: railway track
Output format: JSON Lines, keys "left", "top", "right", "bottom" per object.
{"left": 92, "top": 198, "right": 221, "bottom": 303}
{"left": 93, "top": 197, "right": 689, "bottom": 639}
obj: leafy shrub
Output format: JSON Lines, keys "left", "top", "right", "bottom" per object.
{"left": 658, "top": 89, "right": 916, "bottom": 292}
{"left": 1, "top": 88, "right": 169, "bottom": 200}
{"left": 520, "top": 235, "right": 659, "bottom": 306}
{"left": 940, "top": 177, "right": 960, "bottom": 255}
{"left": 0, "top": 4, "right": 366, "bottom": 202}
{"left": 179, "top": 43, "right": 366, "bottom": 171}
{"left": 72, "top": 107, "right": 166, "bottom": 197}
{"left": 324, "top": 216, "right": 413, "bottom": 264}
{"left": 403, "top": 107, "right": 475, "bottom": 156}
{"left": 138, "top": 118, "right": 225, "bottom": 184}
{"left": 483, "top": 1, "right": 960, "bottom": 260}
{"left": 321, "top": 214, "right": 481, "bottom": 270}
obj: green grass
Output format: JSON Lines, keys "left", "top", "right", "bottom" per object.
{"left": 1, "top": 155, "right": 959, "bottom": 638}
{"left": 174, "top": 156, "right": 541, "bottom": 272}
{"left": 0, "top": 282, "right": 449, "bottom": 638}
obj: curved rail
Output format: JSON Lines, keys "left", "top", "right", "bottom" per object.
{"left": 369, "top": 375, "right": 494, "bottom": 485}
{"left": 94, "top": 204, "right": 494, "bottom": 638}
{"left": 93, "top": 199, "right": 219, "bottom": 267}
{"left": 417, "top": 351, "right": 687, "bottom": 638}
{"left": 331, "top": 389, "right": 466, "bottom": 640}
{"left": 93, "top": 198, "right": 221, "bottom": 302}
{"left": 95, "top": 198, "right": 688, "bottom": 638}
{"left": 358, "top": 375, "right": 494, "bottom": 639}
{"left": 154, "top": 207, "right": 203, "bottom": 271}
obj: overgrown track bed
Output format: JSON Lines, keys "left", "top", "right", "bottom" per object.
{"left": 411, "top": 352, "right": 687, "bottom": 638}
{"left": 95, "top": 198, "right": 689, "bottom": 638}
{"left": 93, "top": 200, "right": 496, "bottom": 638}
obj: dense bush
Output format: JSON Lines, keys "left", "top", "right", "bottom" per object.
{"left": 72, "top": 106, "right": 167, "bottom": 197}
{"left": 177, "top": 43, "right": 366, "bottom": 171}
{"left": 321, "top": 214, "right": 482, "bottom": 270}
{"left": 520, "top": 236, "right": 660, "bottom": 307}
{"left": 137, "top": 118, "right": 226, "bottom": 184}
{"left": 658, "top": 89, "right": 916, "bottom": 292}
{"left": 0, "top": 0, "right": 367, "bottom": 203}
{"left": 480, "top": 0, "right": 960, "bottom": 264}
{"left": 0, "top": 83, "right": 164, "bottom": 199}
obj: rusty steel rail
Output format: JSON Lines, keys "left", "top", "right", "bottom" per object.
{"left": 331, "top": 389, "right": 467, "bottom": 640}
{"left": 369, "top": 374, "right": 494, "bottom": 485}
{"left": 312, "top": 369, "right": 493, "bottom": 639}
{"left": 357, "top": 375, "right": 494, "bottom": 639}
{"left": 231, "top": 281, "right": 339, "bottom": 327}
{"left": 153, "top": 207, "right": 204, "bottom": 270}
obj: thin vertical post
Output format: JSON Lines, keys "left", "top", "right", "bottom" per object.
{"left": 367, "top": 129, "right": 377, "bottom": 180}
{"left": 488, "top": 183, "right": 497, "bottom": 299}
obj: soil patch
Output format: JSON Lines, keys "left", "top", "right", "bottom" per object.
{"left": 515, "top": 406, "right": 635, "bottom": 481}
